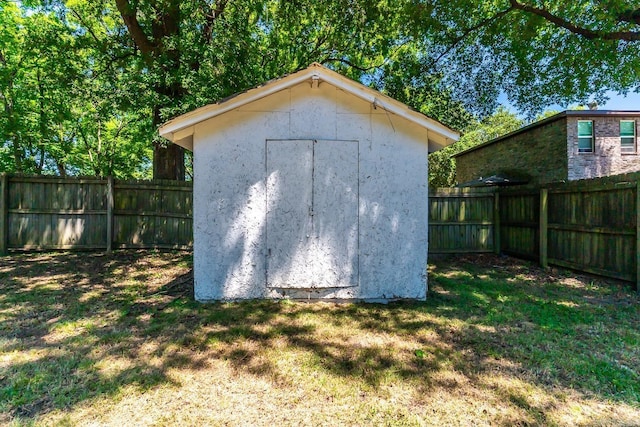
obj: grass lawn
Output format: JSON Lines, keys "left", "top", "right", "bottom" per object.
{"left": 0, "top": 251, "right": 639, "bottom": 426}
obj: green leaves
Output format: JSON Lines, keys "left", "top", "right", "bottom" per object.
{"left": 428, "top": 107, "right": 524, "bottom": 187}
{"left": 2, "top": 0, "right": 639, "bottom": 177}
{"left": 414, "top": 0, "right": 640, "bottom": 113}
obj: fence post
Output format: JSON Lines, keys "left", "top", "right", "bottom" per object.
{"left": 539, "top": 188, "right": 548, "bottom": 268}
{"left": 0, "top": 174, "right": 7, "bottom": 255}
{"left": 493, "top": 191, "right": 501, "bottom": 255}
{"left": 636, "top": 181, "right": 640, "bottom": 293}
{"left": 106, "top": 176, "right": 114, "bottom": 253}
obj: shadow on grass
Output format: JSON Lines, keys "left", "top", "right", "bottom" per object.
{"left": 0, "top": 252, "right": 638, "bottom": 423}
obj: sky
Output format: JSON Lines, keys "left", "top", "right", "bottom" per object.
{"left": 499, "top": 89, "right": 640, "bottom": 119}
{"left": 598, "top": 90, "right": 640, "bottom": 110}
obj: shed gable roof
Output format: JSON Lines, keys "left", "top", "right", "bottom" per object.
{"left": 159, "top": 63, "right": 459, "bottom": 150}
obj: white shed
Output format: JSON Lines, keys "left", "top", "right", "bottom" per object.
{"left": 160, "top": 63, "right": 458, "bottom": 302}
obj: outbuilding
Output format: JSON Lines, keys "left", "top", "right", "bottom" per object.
{"left": 159, "top": 63, "right": 458, "bottom": 301}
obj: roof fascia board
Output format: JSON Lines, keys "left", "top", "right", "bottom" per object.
{"left": 159, "top": 70, "right": 316, "bottom": 140}
{"left": 159, "top": 65, "right": 459, "bottom": 143}
{"left": 565, "top": 110, "right": 640, "bottom": 117}
{"left": 316, "top": 71, "right": 459, "bottom": 142}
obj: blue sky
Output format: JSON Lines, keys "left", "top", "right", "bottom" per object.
{"left": 499, "top": 90, "right": 640, "bottom": 118}
{"left": 598, "top": 90, "right": 640, "bottom": 110}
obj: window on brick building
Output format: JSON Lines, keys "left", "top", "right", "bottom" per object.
{"left": 577, "top": 120, "right": 594, "bottom": 153}
{"left": 620, "top": 120, "right": 636, "bottom": 154}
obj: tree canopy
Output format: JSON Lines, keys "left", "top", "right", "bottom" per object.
{"left": 1, "top": 0, "right": 639, "bottom": 181}
{"left": 411, "top": 0, "right": 640, "bottom": 114}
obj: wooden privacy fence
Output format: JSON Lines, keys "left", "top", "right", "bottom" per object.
{"left": 0, "top": 174, "right": 192, "bottom": 252}
{"left": 499, "top": 180, "right": 638, "bottom": 284}
{"left": 428, "top": 187, "right": 498, "bottom": 254}
{"left": 430, "top": 176, "right": 640, "bottom": 290}
{"left": 1, "top": 173, "right": 638, "bottom": 290}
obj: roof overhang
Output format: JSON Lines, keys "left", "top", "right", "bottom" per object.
{"left": 159, "top": 63, "right": 459, "bottom": 150}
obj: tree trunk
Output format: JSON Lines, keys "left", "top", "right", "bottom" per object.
{"left": 115, "top": 0, "right": 186, "bottom": 180}
{"left": 153, "top": 100, "right": 185, "bottom": 180}
{"left": 153, "top": 142, "right": 185, "bottom": 180}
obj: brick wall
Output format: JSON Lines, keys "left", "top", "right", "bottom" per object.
{"left": 455, "top": 118, "right": 568, "bottom": 185}
{"left": 567, "top": 116, "right": 640, "bottom": 180}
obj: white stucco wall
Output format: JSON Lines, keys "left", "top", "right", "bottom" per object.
{"left": 192, "top": 81, "right": 431, "bottom": 301}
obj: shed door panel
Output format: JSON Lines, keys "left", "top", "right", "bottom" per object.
{"left": 312, "top": 140, "right": 359, "bottom": 287}
{"left": 266, "top": 139, "right": 358, "bottom": 289}
{"left": 266, "top": 140, "right": 314, "bottom": 288}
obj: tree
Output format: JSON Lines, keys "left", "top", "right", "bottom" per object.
{"left": 4, "top": 1, "right": 425, "bottom": 178}
{"left": 0, "top": 3, "right": 79, "bottom": 175}
{"left": 67, "top": 0, "right": 416, "bottom": 179}
{"left": 0, "top": 1, "right": 153, "bottom": 178}
{"left": 408, "top": 1, "right": 640, "bottom": 114}
{"left": 7, "top": 1, "right": 638, "bottom": 180}
{"left": 369, "top": 49, "right": 475, "bottom": 132}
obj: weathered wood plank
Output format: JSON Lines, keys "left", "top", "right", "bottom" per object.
{"left": 8, "top": 209, "right": 107, "bottom": 215}
{"left": 429, "top": 220, "right": 493, "bottom": 226}
{"left": 114, "top": 182, "right": 193, "bottom": 192}
{"left": 107, "top": 176, "right": 114, "bottom": 253}
{"left": 636, "top": 181, "right": 640, "bottom": 293}
{"left": 540, "top": 189, "right": 548, "bottom": 268}
{"left": 10, "top": 176, "right": 105, "bottom": 184}
{"left": 0, "top": 174, "right": 7, "bottom": 255}
{"left": 494, "top": 192, "right": 500, "bottom": 255}
{"left": 113, "top": 210, "right": 192, "bottom": 219}
{"left": 547, "top": 223, "right": 634, "bottom": 236}
{"left": 428, "top": 188, "right": 497, "bottom": 253}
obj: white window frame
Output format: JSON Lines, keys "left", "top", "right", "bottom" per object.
{"left": 620, "top": 120, "right": 636, "bottom": 154}
{"left": 577, "top": 120, "right": 594, "bottom": 153}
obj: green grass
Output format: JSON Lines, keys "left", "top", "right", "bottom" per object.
{"left": 0, "top": 252, "right": 638, "bottom": 426}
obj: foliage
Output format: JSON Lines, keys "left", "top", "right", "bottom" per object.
{"left": 408, "top": 0, "right": 640, "bottom": 114}
{"left": 1, "top": 1, "right": 640, "bottom": 177}
{"left": 371, "top": 49, "right": 475, "bottom": 132}
{"left": 0, "top": 1, "right": 152, "bottom": 178}
{"left": 429, "top": 107, "right": 524, "bottom": 187}
{"left": 1, "top": 0, "right": 428, "bottom": 177}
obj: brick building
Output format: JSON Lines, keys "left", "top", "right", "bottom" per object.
{"left": 454, "top": 110, "right": 640, "bottom": 185}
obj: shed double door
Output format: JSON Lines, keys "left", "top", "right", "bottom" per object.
{"left": 266, "top": 139, "right": 358, "bottom": 288}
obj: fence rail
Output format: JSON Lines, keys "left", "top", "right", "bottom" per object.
{"left": 1, "top": 173, "right": 638, "bottom": 291}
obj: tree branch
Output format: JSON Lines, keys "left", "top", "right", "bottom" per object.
{"left": 510, "top": 0, "right": 640, "bottom": 41}
{"left": 115, "top": 0, "right": 158, "bottom": 56}
{"left": 320, "top": 40, "right": 413, "bottom": 73}
{"left": 69, "top": 8, "right": 102, "bottom": 46}
{"left": 203, "top": 0, "right": 229, "bottom": 44}
{"left": 320, "top": 57, "right": 379, "bottom": 72}
{"left": 430, "top": 7, "right": 513, "bottom": 66}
